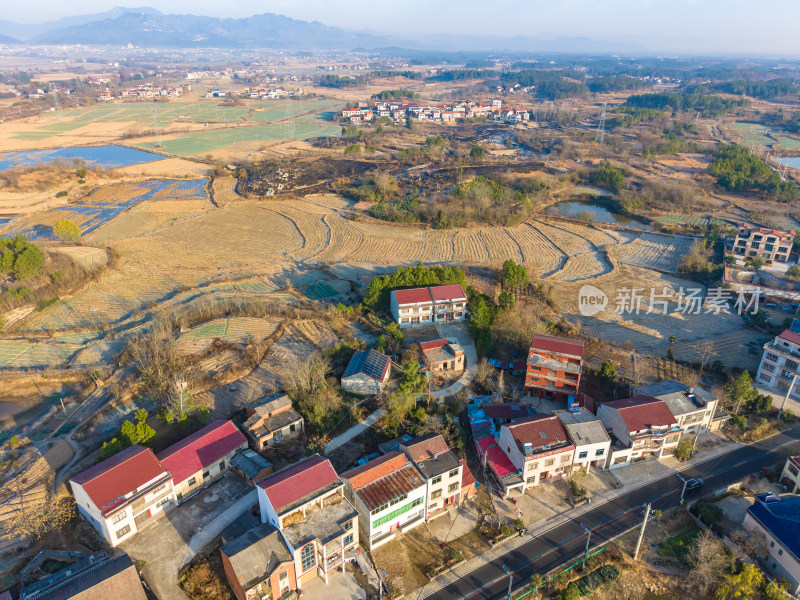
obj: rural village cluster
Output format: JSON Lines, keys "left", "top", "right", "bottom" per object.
{"left": 1, "top": 17, "right": 800, "bottom": 600}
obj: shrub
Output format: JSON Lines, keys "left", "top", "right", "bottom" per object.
{"left": 53, "top": 218, "right": 81, "bottom": 241}
{"left": 729, "top": 414, "right": 748, "bottom": 430}
{"left": 55, "top": 190, "right": 68, "bottom": 198}
{"left": 674, "top": 440, "right": 693, "bottom": 461}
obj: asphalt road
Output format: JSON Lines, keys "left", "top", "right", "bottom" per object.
{"left": 423, "top": 426, "right": 800, "bottom": 600}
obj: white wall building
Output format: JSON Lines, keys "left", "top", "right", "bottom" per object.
{"left": 390, "top": 284, "right": 467, "bottom": 328}
{"left": 555, "top": 408, "right": 611, "bottom": 472}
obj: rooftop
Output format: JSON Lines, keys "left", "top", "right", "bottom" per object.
{"left": 429, "top": 284, "right": 467, "bottom": 302}
{"left": 220, "top": 524, "right": 293, "bottom": 589}
{"left": 634, "top": 381, "right": 715, "bottom": 415}
{"left": 777, "top": 329, "right": 800, "bottom": 347}
{"left": 258, "top": 455, "right": 341, "bottom": 516}
{"left": 530, "top": 334, "right": 584, "bottom": 358}
{"left": 747, "top": 494, "right": 800, "bottom": 562}
{"left": 230, "top": 449, "right": 273, "bottom": 481}
{"left": 505, "top": 414, "right": 574, "bottom": 456}
{"left": 70, "top": 445, "right": 168, "bottom": 516}
{"left": 555, "top": 409, "right": 611, "bottom": 446}
{"left": 602, "top": 396, "right": 678, "bottom": 432}
{"left": 475, "top": 436, "right": 520, "bottom": 482}
{"left": 157, "top": 420, "right": 246, "bottom": 485}
{"left": 342, "top": 349, "right": 391, "bottom": 382}
{"left": 392, "top": 287, "right": 433, "bottom": 305}
{"left": 341, "top": 452, "right": 425, "bottom": 512}
{"left": 481, "top": 403, "right": 536, "bottom": 421}
{"left": 282, "top": 494, "right": 358, "bottom": 547}
{"left": 21, "top": 553, "right": 147, "bottom": 600}
{"left": 249, "top": 393, "right": 292, "bottom": 417}
{"left": 243, "top": 406, "right": 303, "bottom": 440}
{"left": 460, "top": 459, "right": 476, "bottom": 488}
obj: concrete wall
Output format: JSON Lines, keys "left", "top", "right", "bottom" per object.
{"left": 174, "top": 443, "right": 246, "bottom": 503}
{"left": 572, "top": 440, "right": 611, "bottom": 473}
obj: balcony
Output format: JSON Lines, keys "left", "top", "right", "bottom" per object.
{"left": 766, "top": 342, "right": 800, "bottom": 360}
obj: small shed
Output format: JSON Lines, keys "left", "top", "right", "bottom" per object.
{"left": 341, "top": 349, "right": 391, "bottom": 396}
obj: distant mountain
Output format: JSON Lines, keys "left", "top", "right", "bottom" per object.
{"left": 33, "top": 11, "right": 396, "bottom": 50}
{"left": 0, "top": 33, "right": 20, "bottom": 45}
{"left": 0, "top": 7, "right": 161, "bottom": 41}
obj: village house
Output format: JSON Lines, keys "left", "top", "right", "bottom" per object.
{"left": 743, "top": 493, "right": 800, "bottom": 595}
{"left": 243, "top": 393, "right": 304, "bottom": 451}
{"left": 257, "top": 455, "right": 359, "bottom": 588}
{"left": 633, "top": 380, "right": 718, "bottom": 436}
{"left": 480, "top": 402, "right": 536, "bottom": 427}
{"left": 157, "top": 420, "right": 247, "bottom": 504}
{"left": 230, "top": 449, "right": 274, "bottom": 486}
{"left": 498, "top": 414, "right": 576, "bottom": 490}
{"left": 756, "top": 325, "right": 800, "bottom": 402}
{"left": 731, "top": 223, "right": 794, "bottom": 263}
{"left": 467, "top": 403, "right": 525, "bottom": 497}
{"left": 390, "top": 284, "right": 467, "bottom": 328}
{"left": 780, "top": 455, "right": 800, "bottom": 493}
{"left": 555, "top": 407, "right": 611, "bottom": 473}
{"left": 419, "top": 338, "right": 465, "bottom": 374}
{"left": 340, "top": 349, "right": 391, "bottom": 396}
{"left": 221, "top": 523, "right": 296, "bottom": 600}
{"left": 70, "top": 446, "right": 176, "bottom": 547}
{"left": 341, "top": 452, "right": 427, "bottom": 550}
{"left": 19, "top": 552, "right": 148, "bottom": 600}
{"left": 524, "top": 334, "right": 584, "bottom": 401}
{"left": 598, "top": 396, "right": 681, "bottom": 468}
{"left": 399, "top": 433, "right": 463, "bottom": 521}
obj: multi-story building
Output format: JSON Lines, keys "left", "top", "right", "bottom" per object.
{"left": 598, "top": 396, "right": 681, "bottom": 469}
{"left": 243, "top": 393, "right": 304, "bottom": 451}
{"left": 731, "top": 223, "right": 794, "bottom": 263}
{"left": 498, "top": 415, "right": 575, "bottom": 490}
{"left": 743, "top": 493, "right": 800, "bottom": 595}
{"left": 419, "top": 338, "right": 465, "bottom": 374}
{"left": 157, "top": 420, "right": 248, "bottom": 504}
{"left": 756, "top": 327, "right": 800, "bottom": 401}
{"left": 780, "top": 455, "right": 800, "bottom": 493}
{"left": 399, "top": 433, "right": 463, "bottom": 521}
{"left": 524, "top": 334, "right": 584, "bottom": 401}
{"left": 390, "top": 284, "right": 468, "bottom": 328}
{"left": 257, "top": 455, "right": 359, "bottom": 589}
{"left": 555, "top": 407, "right": 611, "bottom": 473}
{"left": 633, "top": 381, "right": 718, "bottom": 436}
{"left": 341, "top": 452, "right": 427, "bottom": 550}
{"left": 70, "top": 446, "right": 176, "bottom": 547}
{"left": 221, "top": 524, "right": 296, "bottom": 600}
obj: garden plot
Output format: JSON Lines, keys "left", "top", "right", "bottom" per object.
{"left": 611, "top": 233, "right": 695, "bottom": 272}
{"left": 550, "top": 251, "right": 612, "bottom": 282}
{"left": 295, "top": 320, "right": 338, "bottom": 348}
{"left": 177, "top": 317, "right": 279, "bottom": 354}
{"left": 0, "top": 339, "right": 78, "bottom": 368}
{"left": 211, "top": 177, "right": 240, "bottom": 206}
{"left": 300, "top": 279, "right": 350, "bottom": 300}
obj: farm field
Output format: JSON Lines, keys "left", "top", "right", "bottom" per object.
{"left": 177, "top": 317, "right": 280, "bottom": 353}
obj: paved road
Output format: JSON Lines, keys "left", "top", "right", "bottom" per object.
{"left": 325, "top": 407, "right": 385, "bottom": 454}
{"left": 423, "top": 425, "right": 800, "bottom": 600}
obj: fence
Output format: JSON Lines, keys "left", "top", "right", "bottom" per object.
{"left": 512, "top": 546, "right": 607, "bottom": 599}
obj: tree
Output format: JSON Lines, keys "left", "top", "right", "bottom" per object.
{"left": 726, "top": 371, "right": 758, "bottom": 414}
{"left": 786, "top": 265, "right": 800, "bottom": 280}
{"left": 600, "top": 361, "right": 618, "bottom": 382}
{"left": 529, "top": 574, "right": 544, "bottom": 599}
{"left": 714, "top": 564, "right": 764, "bottom": 600}
{"left": 763, "top": 580, "right": 791, "bottom": 600}
{"left": 686, "top": 530, "right": 727, "bottom": 597}
{"left": 674, "top": 439, "right": 693, "bottom": 461}
{"left": 120, "top": 409, "right": 155, "bottom": 446}
{"left": 164, "top": 377, "right": 196, "bottom": 421}
{"left": 501, "top": 259, "right": 529, "bottom": 290}
{"left": 52, "top": 218, "right": 81, "bottom": 242}
{"left": 469, "top": 145, "right": 486, "bottom": 160}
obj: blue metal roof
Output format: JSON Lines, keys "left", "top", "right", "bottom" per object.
{"left": 747, "top": 494, "right": 800, "bottom": 562}
{"left": 343, "top": 349, "right": 391, "bottom": 382}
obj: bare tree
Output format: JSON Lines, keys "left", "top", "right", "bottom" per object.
{"left": 694, "top": 339, "right": 715, "bottom": 376}
{"left": 686, "top": 530, "right": 727, "bottom": 596}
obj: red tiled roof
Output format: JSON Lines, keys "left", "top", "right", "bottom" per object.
{"left": 475, "top": 436, "right": 517, "bottom": 477}
{"left": 258, "top": 455, "right": 340, "bottom": 514}
{"left": 530, "top": 334, "right": 584, "bottom": 358}
{"left": 778, "top": 329, "right": 800, "bottom": 346}
{"left": 460, "top": 459, "right": 476, "bottom": 488}
{"left": 392, "top": 287, "right": 432, "bottom": 305}
{"left": 419, "top": 338, "right": 449, "bottom": 352}
{"left": 70, "top": 445, "right": 167, "bottom": 515}
{"left": 429, "top": 284, "right": 467, "bottom": 302}
{"left": 157, "top": 420, "right": 246, "bottom": 485}
{"left": 402, "top": 433, "right": 450, "bottom": 462}
{"left": 506, "top": 414, "right": 574, "bottom": 454}
{"left": 481, "top": 403, "right": 536, "bottom": 421}
{"left": 341, "top": 452, "right": 425, "bottom": 511}
{"left": 739, "top": 223, "right": 795, "bottom": 237}
{"left": 603, "top": 396, "right": 677, "bottom": 432}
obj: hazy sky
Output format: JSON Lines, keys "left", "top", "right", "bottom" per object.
{"left": 6, "top": 0, "right": 800, "bottom": 55}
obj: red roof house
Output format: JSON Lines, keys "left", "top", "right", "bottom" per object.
{"left": 158, "top": 420, "right": 247, "bottom": 487}
{"left": 600, "top": 396, "right": 677, "bottom": 433}
{"left": 257, "top": 455, "right": 341, "bottom": 520}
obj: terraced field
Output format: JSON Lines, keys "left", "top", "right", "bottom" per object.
{"left": 611, "top": 233, "right": 695, "bottom": 272}
{"left": 177, "top": 317, "right": 279, "bottom": 353}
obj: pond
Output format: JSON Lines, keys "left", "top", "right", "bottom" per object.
{"left": 777, "top": 156, "right": 800, "bottom": 169}
{"left": 546, "top": 200, "right": 653, "bottom": 230}
{"left": 0, "top": 145, "right": 166, "bottom": 172}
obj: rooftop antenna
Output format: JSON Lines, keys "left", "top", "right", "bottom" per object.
{"left": 595, "top": 102, "right": 607, "bottom": 144}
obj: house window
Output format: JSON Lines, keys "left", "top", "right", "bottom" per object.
{"left": 188, "top": 477, "right": 197, "bottom": 486}
{"left": 343, "top": 533, "right": 354, "bottom": 547}
{"left": 666, "top": 435, "right": 680, "bottom": 444}
{"left": 203, "top": 471, "right": 210, "bottom": 480}
{"left": 595, "top": 449, "right": 605, "bottom": 456}
{"left": 578, "top": 451, "right": 588, "bottom": 459}
{"left": 431, "top": 475, "right": 442, "bottom": 485}
{"left": 116, "top": 525, "right": 131, "bottom": 539}
{"left": 448, "top": 483, "right": 459, "bottom": 493}
{"left": 765, "top": 352, "right": 779, "bottom": 362}
{"left": 561, "top": 455, "right": 570, "bottom": 463}
{"left": 111, "top": 510, "right": 127, "bottom": 525}
{"left": 545, "top": 459, "right": 555, "bottom": 467}
{"left": 778, "top": 549, "right": 783, "bottom": 556}
{"left": 770, "top": 541, "right": 775, "bottom": 548}
{"left": 343, "top": 519, "right": 353, "bottom": 531}
{"left": 431, "top": 490, "right": 442, "bottom": 500}
{"left": 301, "top": 544, "right": 315, "bottom": 572}
{"left": 789, "top": 465, "right": 799, "bottom": 477}
{"left": 279, "top": 571, "right": 289, "bottom": 582}
{"left": 449, "top": 469, "right": 459, "bottom": 478}
{"left": 156, "top": 497, "right": 171, "bottom": 508}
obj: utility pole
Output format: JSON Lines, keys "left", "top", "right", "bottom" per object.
{"left": 676, "top": 474, "right": 689, "bottom": 505}
{"left": 580, "top": 523, "right": 591, "bottom": 566}
{"left": 502, "top": 565, "right": 513, "bottom": 600}
{"left": 595, "top": 103, "right": 607, "bottom": 144}
{"left": 778, "top": 373, "right": 797, "bottom": 421}
{"left": 633, "top": 503, "right": 651, "bottom": 560}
